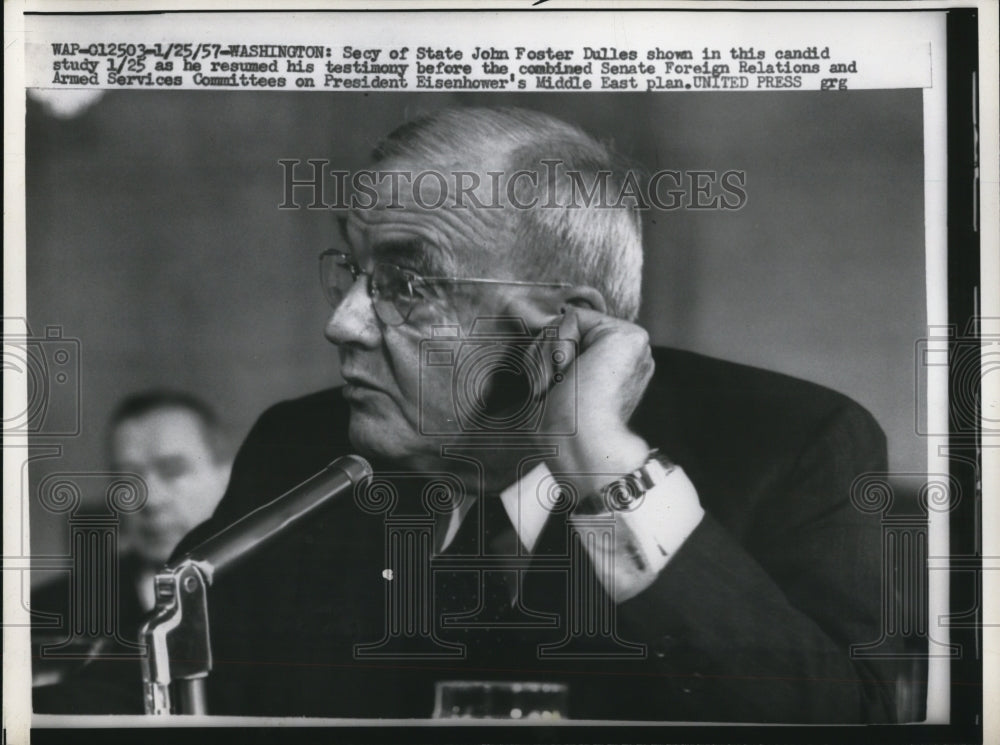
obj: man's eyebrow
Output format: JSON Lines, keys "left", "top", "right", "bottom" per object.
{"left": 371, "top": 239, "right": 448, "bottom": 277}
{"left": 338, "top": 214, "right": 452, "bottom": 276}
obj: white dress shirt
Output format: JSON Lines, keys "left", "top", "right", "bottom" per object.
{"left": 439, "top": 460, "right": 705, "bottom": 603}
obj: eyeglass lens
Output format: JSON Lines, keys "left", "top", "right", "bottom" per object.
{"left": 320, "top": 252, "right": 411, "bottom": 326}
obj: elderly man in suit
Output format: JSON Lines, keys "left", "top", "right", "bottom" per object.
{"left": 177, "top": 106, "right": 900, "bottom": 722}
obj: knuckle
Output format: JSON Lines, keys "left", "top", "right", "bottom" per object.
{"left": 625, "top": 327, "right": 651, "bottom": 356}
{"left": 624, "top": 323, "right": 649, "bottom": 344}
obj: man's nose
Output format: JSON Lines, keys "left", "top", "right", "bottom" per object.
{"left": 323, "top": 278, "right": 381, "bottom": 348}
{"left": 138, "top": 476, "right": 169, "bottom": 514}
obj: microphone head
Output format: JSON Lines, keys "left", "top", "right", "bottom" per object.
{"left": 330, "top": 454, "right": 374, "bottom": 483}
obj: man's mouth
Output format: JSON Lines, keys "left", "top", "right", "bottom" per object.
{"left": 341, "top": 374, "right": 382, "bottom": 402}
{"left": 135, "top": 522, "right": 177, "bottom": 544}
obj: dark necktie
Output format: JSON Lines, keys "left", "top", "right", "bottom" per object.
{"left": 436, "top": 496, "right": 525, "bottom": 660}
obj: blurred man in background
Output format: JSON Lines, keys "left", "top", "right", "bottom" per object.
{"left": 32, "top": 390, "right": 231, "bottom": 713}
{"left": 107, "top": 391, "right": 233, "bottom": 612}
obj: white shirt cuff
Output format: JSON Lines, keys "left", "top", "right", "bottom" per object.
{"left": 571, "top": 463, "right": 704, "bottom": 602}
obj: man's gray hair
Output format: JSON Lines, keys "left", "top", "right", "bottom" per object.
{"left": 107, "top": 389, "right": 230, "bottom": 464}
{"left": 372, "top": 106, "right": 644, "bottom": 321}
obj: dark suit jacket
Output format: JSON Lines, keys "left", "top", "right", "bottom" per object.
{"left": 175, "top": 347, "right": 899, "bottom": 722}
{"left": 31, "top": 554, "right": 148, "bottom": 714}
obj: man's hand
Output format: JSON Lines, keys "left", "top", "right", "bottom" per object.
{"left": 536, "top": 305, "right": 654, "bottom": 495}
{"left": 494, "top": 296, "right": 704, "bottom": 603}
{"left": 530, "top": 305, "right": 706, "bottom": 603}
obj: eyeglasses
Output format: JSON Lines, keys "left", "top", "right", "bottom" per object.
{"left": 319, "top": 249, "right": 571, "bottom": 327}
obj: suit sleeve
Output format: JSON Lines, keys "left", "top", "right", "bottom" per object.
{"left": 617, "top": 402, "right": 900, "bottom": 723}
{"left": 170, "top": 401, "right": 315, "bottom": 559}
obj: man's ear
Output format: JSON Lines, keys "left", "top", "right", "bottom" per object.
{"left": 498, "top": 285, "right": 608, "bottom": 331}
{"left": 558, "top": 285, "right": 608, "bottom": 315}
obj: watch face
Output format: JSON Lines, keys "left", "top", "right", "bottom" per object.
{"left": 650, "top": 451, "right": 677, "bottom": 474}
{"left": 603, "top": 472, "right": 645, "bottom": 512}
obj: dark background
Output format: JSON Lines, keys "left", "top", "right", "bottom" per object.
{"left": 24, "top": 89, "right": 926, "bottom": 561}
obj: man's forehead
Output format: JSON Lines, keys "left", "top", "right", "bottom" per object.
{"left": 341, "top": 157, "right": 512, "bottom": 275}
{"left": 341, "top": 211, "right": 449, "bottom": 270}
{"left": 113, "top": 409, "right": 210, "bottom": 456}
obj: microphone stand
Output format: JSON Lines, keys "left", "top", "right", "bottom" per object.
{"left": 139, "top": 455, "right": 372, "bottom": 715}
{"left": 141, "top": 560, "right": 213, "bottom": 715}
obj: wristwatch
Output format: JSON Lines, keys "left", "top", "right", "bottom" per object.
{"left": 599, "top": 449, "right": 676, "bottom": 512}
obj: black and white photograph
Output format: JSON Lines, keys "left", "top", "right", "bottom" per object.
{"left": 3, "top": 4, "right": 995, "bottom": 745}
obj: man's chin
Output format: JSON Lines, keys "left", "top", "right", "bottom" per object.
{"left": 346, "top": 410, "right": 411, "bottom": 461}
{"left": 130, "top": 544, "right": 174, "bottom": 566}
{"left": 123, "top": 526, "right": 182, "bottom": 564}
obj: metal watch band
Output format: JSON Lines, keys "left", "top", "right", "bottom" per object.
{"left": 600, "top": 449, "right": 676, "bottom": 512}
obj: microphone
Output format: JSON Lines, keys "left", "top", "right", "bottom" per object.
{"left": 142, "top": 454, "right": 373, "bottom": 715}
{"left": 172, "top": 454, "right": 373, "bottom": 579}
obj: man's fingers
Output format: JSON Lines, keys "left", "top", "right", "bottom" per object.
{"left": 562, "top": 303, "right": 605, "bottom": 329}
{"left": 495, "top": 297, "right": 652, "bottom": 417}
{"left": 523, "top": 310, "right": 580, "bottom": 401}
{"left": 496, "top": 293, "right": 582, "bottom": 398}
{"left": 564, "top": 305, "right": 650, "bottom": 359}
{"left": 498, "top": 291, "right": 561, "bottom": 333}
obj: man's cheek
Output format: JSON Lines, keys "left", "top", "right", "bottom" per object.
{"left": 349, "top": 404, "right": 402, "bottom": 439}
